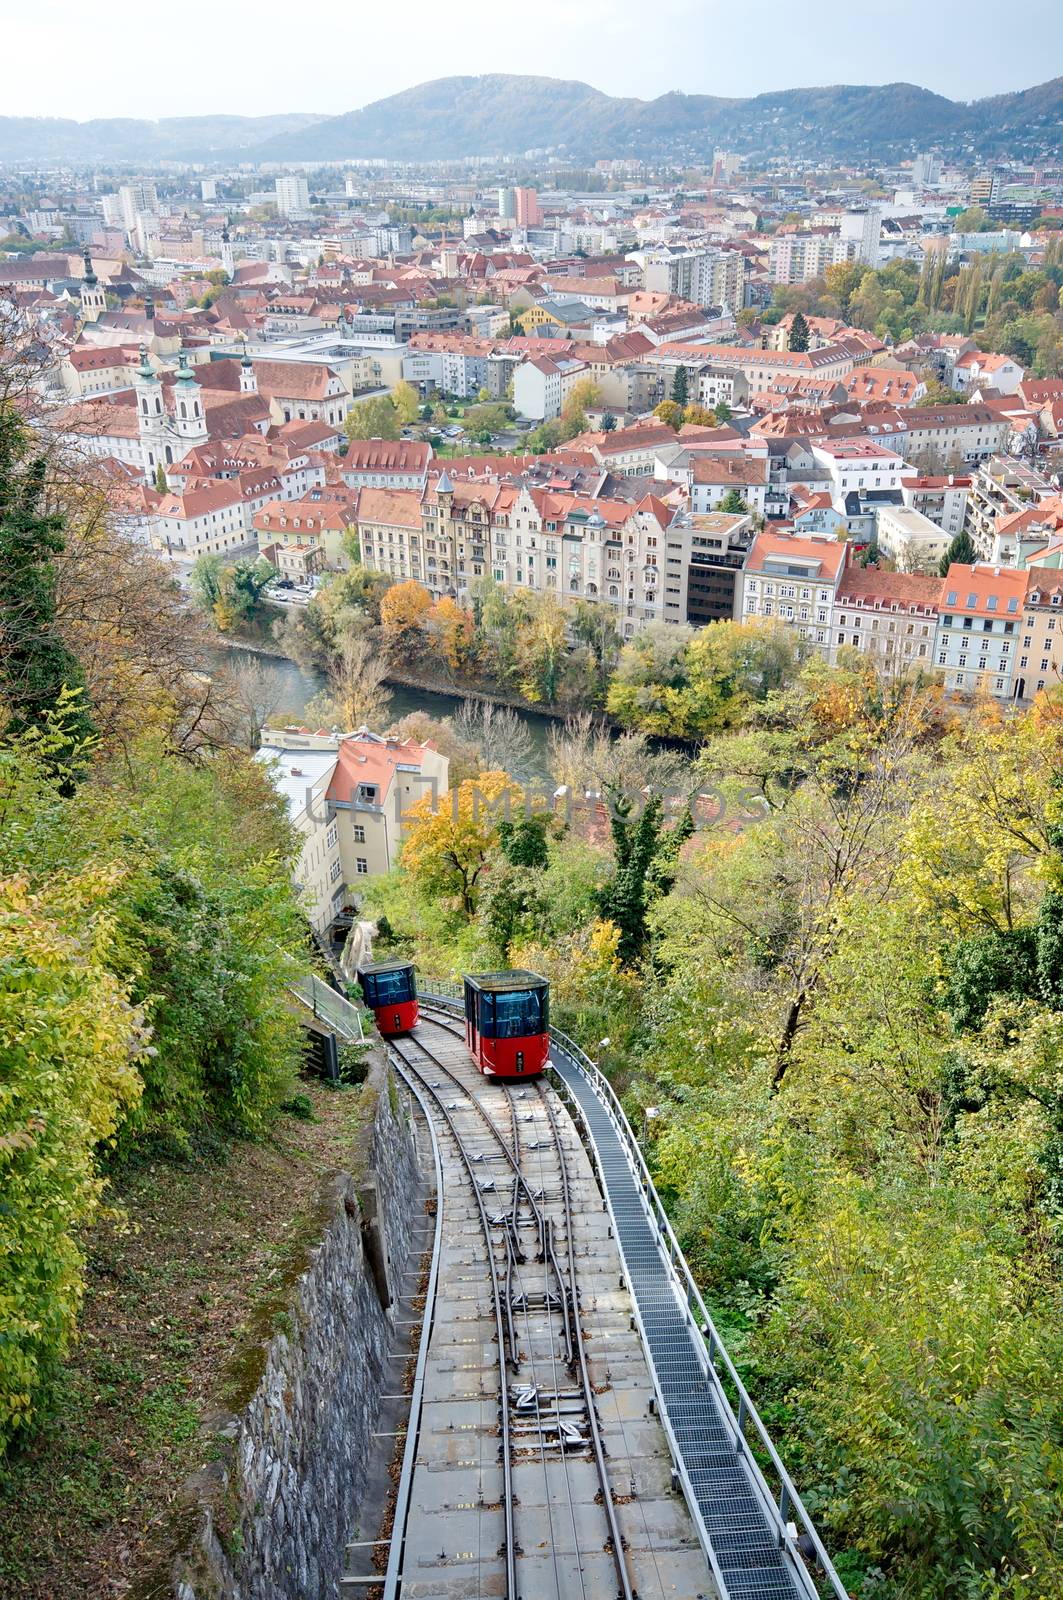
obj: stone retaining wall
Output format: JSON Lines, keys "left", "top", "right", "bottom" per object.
{"left": 165, "top": 1053, "right": 420, "bottom": 1600}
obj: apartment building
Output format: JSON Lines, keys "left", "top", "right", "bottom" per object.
{"left": 667, "top": 511, "right": 755, "bottom": 624}
{"left": 256, "top": 736, "right": 346, "bottom": 934}
{"left": 662, "top": 343, "right": 855, "bottom": 396}
{"left": 356, "top": 472, "right": 673, "bottom": 637}
{"left": 341, "top": 439, "right": 432, "bottom": 491}
{"left": 690, "top": 453, "right": 769, "bottom": 516}
{"left": 254, "top": 496, "right": 354, "bottom": 573}
{"left": 768, "top": 233, "right": 859, "bottom": 284}
{"left": 875, "top": 505, "right": 950, "bottom": 573}
{"left": 739, "top": 530, "right": 850, "bottom": 653}
{"left": 512, "top": 355, "right": 589, "bottom": 421}
{"left": 901, "top": 406, "right": 1008, "bottom": 472}
{"left": 901, "top": 475, "right": 970, "bottom": 538}
{"left": 965, "top": 457, "right": 1056, "bottom": 560}
{"left": 811, "top": 439, "right": 906, "bottom": 533}
{"left": 627, "top": 246, "right": 745, "bottom": 313}
{"left": 1016, "top": 546, "right": 1063, "bottom": 700}
{"left": 933, "top": 562, "right": 1028, "bottom": 698}
{"left": 275, "top": 176, "right": 311, "bottom": 219}
{"left": 832, "top": 570, "right": 939, "bottom": 672}
{"left": 325, "top": 731, "right": 450, "bottom": 884}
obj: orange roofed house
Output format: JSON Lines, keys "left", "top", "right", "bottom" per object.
{"left": 256, "top": 729, "right": 451, "bottom": 933}
{"left": 739, "top": 529, "right": 850, "bottom": 653}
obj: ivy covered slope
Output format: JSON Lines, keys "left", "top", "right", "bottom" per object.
{"left": 367, "top": 663, "right": 1063, "bottom": 1599}
{"left": 0, "top": 399, "right": 309, "bottom": 1452}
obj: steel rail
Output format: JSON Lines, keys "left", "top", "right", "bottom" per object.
{"left": 537, "top": 1078, "right": 637, "bottom": 1600}
{"left": 414, "top": 1012, "right": 636, "bottom": 1600}
{"left": 388, "top": 1035, "right": 519, "bottom": 1600}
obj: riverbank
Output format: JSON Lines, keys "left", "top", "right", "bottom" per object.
{"left": 214, "top": 629, "right": 596, "bottom": 724}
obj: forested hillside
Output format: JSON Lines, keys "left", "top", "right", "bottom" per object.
{"left": 366, "top": 659, "right": 1063, "bottom": 1599}
{"left": 0, "top": 384, "right": 311, "bottom": 1460}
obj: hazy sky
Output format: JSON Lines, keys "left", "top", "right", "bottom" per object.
{"left": 8, "top": 0, "right": 1061, "bottom": 120}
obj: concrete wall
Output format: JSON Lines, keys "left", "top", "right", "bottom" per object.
{"left": 159, "top": 1053, "right": 420, "bottom": 1600}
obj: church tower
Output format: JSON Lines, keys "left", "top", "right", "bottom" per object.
{"left": 239, "top": 340, "right": 257, "bottom": 394}
{"left": 80, "top": 250, "right": 106, "bottom": 323}
{"left": 135, "top": 345, "right": 167, "bottom": 482}
{"left": 173, "top": 351, "right": 208, "bottom": 445}
{"left": 220, "top": 221, "right": 235, "bottom": 280}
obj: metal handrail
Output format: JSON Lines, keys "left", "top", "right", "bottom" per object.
{"left": 419, "top": 985, "right": 847, "bottom": 1600}
{"left": 547, "top": 1022, "right": 848, "bottom": 1600}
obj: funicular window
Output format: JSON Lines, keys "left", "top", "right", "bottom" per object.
{"left": 363, "top": 967, "right": 414, "bottom": 1006}
{"left": 486, "top": 988, "right": 547, "bottom": 1038}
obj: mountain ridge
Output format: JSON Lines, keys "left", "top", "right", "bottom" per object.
{"left": 1, "top": 74, "right": 1059, "bottom": 163}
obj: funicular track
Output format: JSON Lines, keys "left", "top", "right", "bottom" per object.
{"left": 403, "top": 993, "right": 851, "bottom": 1600}
{"left": 378, "top": 1008, "right": 714, "bottom": 1600}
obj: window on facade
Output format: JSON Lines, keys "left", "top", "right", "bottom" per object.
{"left": 329, "top": 860, "right": 342, "bottom": 884}
{"left": 356, "top": 857, "right": 368, "bottom": 876}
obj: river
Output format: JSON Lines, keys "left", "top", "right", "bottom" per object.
{"left": 215, "top": 643, "right": 560, "bottom": 783}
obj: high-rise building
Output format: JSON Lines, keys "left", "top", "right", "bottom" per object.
{"left": 201, "top": 177, "right": 218, "bottom": 202}
{"left": 841, "top": 207, "right": 882, "bottom": 267}
{"left": 970, "top": 172, "right": 1002, "bottom": 206}
{"left": 514, "top": 187, "right": 541, "bottom": 227}
{"left": 118, "top": 182, "right": 159, "bottom": 232}
{"left": 275, "top": 175, "right": 311, "bottom": 218}
{"left": 912, "top": 152, "right": 942, "bottom": 188}
{"left": 497, "top": 186, "right": 516, "bottom": 220}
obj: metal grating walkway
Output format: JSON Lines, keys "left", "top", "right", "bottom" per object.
{"left": 550, "top": 1045, "right": 818, "bottom": 1600}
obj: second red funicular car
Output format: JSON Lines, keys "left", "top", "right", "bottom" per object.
{"left": 463, "top": 970, "right": 550, "bottom": 1079}
{"left": 356, "top": 960, "right": 419, "bottom": 1036}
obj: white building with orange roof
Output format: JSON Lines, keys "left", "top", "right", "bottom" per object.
{"left": 934, "top": 562, "right": 1029, "bottom": 698}
{"left": 324, "top": 730, "right": 449, "bottom": 883}
{"left": 739, "top": 529, "right": 850, "bottom": 652}
{"left": 952, "top": 350, "right": 1025, "bottom": 397}
{"left": 1016, "top": 538, "right": 1063, "bottom": 700}
{"left": 832, "top": 568, "right": 940, "bottom": 672}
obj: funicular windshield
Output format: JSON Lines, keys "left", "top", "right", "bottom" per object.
{"left": 365, "top": 967, "right": 414, "bottom": 1006}
{"left": 484, "top": 987, "right": 548, "bottom": 1039}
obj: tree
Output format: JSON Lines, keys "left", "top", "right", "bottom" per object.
{"left": 670, "top": 365, "right": 689, "bottom": 406}
{"left": 718, "top": 488, "right": 748, "bottom": 515}
{"left": 683, "top": 404, "right": 717, "bottom": 427}
{"left": 938, "top": 528, "right": 976, "bottom": 576}
{"left": 401, "top": 769, "right": 520, "bottom": 915}
{"left": 598, "top": 791, "right": 693, "bottom": 965}
{"left": 380, "top": 579, "right": 432, "bottom": 644}
{"left": 713, "top": 400, "right": 732, "bottom": 423}
{"left": 226, "top": 557, "right": 276, "bottom": 626}
{"left": 154, "top": 463, "right": 168, "bottom": 494}
{"left": 601, "top": 412, "right": 617, "bottom": 432}
{"left": 391, "top": 380, "right": 420, "bottom": 426}
{"left": 305, "top": 633, "right": 390, "bottom": 730}
{"left": 788, "top": 311, "right": 810, "bottom": 352}
{"left": 560, "top": 377, "right": 601, "bottom": 440}
{"left": 653, "top": 399, "right": 684, "bottom": 430}
{"left": 426, "top": 595, "right": 474, "bottom": 672}
{"left": 452, "top": 699, "right": 534, "bottom": 776}
{"left": 570, "top": 598, "right": 621, "bottom": 699}
{"left": 0, "top": 407, "right": 94, "bottom": 759}
{"left": 516, "top": 593, "right": 567, "bottom": 704}
{"left": 345, "top": 394, "right": 399, "bottom": 442}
